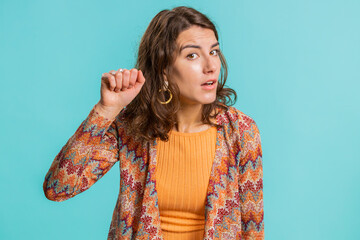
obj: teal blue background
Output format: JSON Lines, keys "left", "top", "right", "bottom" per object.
{"left": 1, "top": 0, "right": 359, "bottom": 239}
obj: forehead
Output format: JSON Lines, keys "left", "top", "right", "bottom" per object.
{"left": 176, "top": 26, "right": 217, "bottom": 47}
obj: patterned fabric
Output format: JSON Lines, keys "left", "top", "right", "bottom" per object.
{"left": 43, "top": 104, "right": 264, "bottom": 239}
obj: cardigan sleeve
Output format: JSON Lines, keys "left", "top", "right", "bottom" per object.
{"left": 238, "top": 119, "right": 264, "bottom": 239}
{"left": 43, "top": 105, "right": 120, "bottom": 202}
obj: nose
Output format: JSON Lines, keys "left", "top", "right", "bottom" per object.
{"left": 203, "top": 55, "right": 217, "bottom": 74}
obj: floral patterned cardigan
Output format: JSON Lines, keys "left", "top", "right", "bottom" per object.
{"left": 43, "top": 104, "right": 264, "bottom": 239}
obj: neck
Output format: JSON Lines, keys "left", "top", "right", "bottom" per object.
{"left": 174, "top": 103, "right": 205, "bottom": 133}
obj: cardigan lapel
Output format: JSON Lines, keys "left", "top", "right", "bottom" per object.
{"left": 137, "top": 138, "right": 164, "bottom": 239}
{"left": 203, "top": 111, "right": 228, "bottom": 240}
{"left": 203, "top": 106, "right": 243, "bottom": 240}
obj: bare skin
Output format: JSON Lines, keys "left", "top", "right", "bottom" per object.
{"left": 167, "top": 26, "right": 221, "bottom": 133}
{"left": 95, "top": 68, "right": 145, "bottom": 120}
{"left": 95, "top": 26, "right": 221, "bottom": 133}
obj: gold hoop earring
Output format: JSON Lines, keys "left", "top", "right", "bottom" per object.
{"left": 158, "top": 88, "right": 173, "bottom": 104}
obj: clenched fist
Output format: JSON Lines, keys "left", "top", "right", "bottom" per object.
{"left": 95, "top": 68, "right": 146, "bottom": 120}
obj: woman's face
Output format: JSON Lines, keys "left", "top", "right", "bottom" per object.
{"left": 168, "top": 26, "right": 221, "bottom": 105}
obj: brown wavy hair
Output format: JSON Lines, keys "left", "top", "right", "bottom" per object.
{"left": 122, "top": 6, "right": 237, "bottom": 142}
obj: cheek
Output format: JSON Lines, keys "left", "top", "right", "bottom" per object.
{"left": 174, "top": 62, "right": 202, "bottom": 84}
{"left": 217, "top": 58, "right": 221, "bottom": 69}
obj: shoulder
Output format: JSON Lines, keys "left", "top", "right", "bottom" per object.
{"left": 113, "top": 108, "right": 136, "bottom": 142}
{"left": 114, "top": 108, "right": 148, "bottom": 146}
{"left": 216, "top": 105, "right": 258, "bottom": 133}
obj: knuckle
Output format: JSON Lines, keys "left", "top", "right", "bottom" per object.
{"left": 131, "top": 68, "right": 138, "bottom": 74}
{"left": 115, "top": 72, "right": 122, "bottom": 79}
{"left": 129, "top": 79, "right": 135, "bottom": 85}
{"left": 102, "top": 72, "right": 109, "bottom": 78}
{"left": 124, "top": 70, "right": 130, "bottom": 76}
{"left": 109, "top": 78, "right": 115, "bottom": 85}
{"left": 131, "top": 70, "right": 138, "bottom": 78}
{"left": 123, "top": 75, "right": 129, "bottom": 82}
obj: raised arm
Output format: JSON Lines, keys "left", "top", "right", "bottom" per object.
{"left": 238, "top": 120, "right": 264, "bottom": 239}
{"left": 43, "top": 105, "right": 120, "bottom": 201}
{"left": 43, "top": 68, "right": 146, "bottom": 201}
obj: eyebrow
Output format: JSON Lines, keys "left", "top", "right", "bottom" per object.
{"left": 179, "top": 42, "right": 220, "bottom": 52}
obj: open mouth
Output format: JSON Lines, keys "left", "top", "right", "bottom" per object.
{"left": 201, "top": 81, "right": 215, "bottom": 86}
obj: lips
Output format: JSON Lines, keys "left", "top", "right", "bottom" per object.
{"left": 201, "top": 79, "right": 217, "bottom": 86}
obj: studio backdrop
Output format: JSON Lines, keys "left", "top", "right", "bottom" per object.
{"left": 0, "top": 0, "right": 359, "bottom": 239}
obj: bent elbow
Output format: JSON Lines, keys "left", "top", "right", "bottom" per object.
{"left": 43, "top": 181, "right": 67, "bottom": 202}
{"left": 44, "top": 189, "right": 58, "bottom": 201}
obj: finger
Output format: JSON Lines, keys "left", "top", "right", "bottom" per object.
{"left": 134, "top": 70, "right": 146, "bottom": 92}
{"left": 114, "top": 69, "right": 124, "bottom": 92}
{"left": 121, "top": 69, "right": 130, "bottom": 91}
{"left": 102, "top": 73, "right": 116, "bottom": 91}
{"left": 128, "top": 69, "right": 138, "bottom": 88}
{"left": 107, "top": 71, "right": 117, "bottom": 91}
{"left": 137, "top": 70, "right": 146, "bottom": 84}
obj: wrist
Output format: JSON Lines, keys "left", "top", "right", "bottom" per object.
{"left": 94, "top": 103, "right": 124, "bottom": 120}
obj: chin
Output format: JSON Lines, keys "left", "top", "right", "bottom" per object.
{"left": 180, "top": 93, "right": 217, "bottom": 105}
{"left": 200, "top": 96, "right": 217, "bottom": 105}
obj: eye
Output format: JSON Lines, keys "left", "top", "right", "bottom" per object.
{"left": 186, "top": 53, "right": 198, "bottom": 60}
{"left": 210, "top": 49, "right": 220, "bottom": 56}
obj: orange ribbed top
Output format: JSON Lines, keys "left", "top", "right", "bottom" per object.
{"left": 155, "top": 126, "right": 217, "bottom": 240}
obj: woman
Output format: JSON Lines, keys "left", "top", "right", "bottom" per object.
{"left": 43, "top": 6, "right": 264, "bottom": 240}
